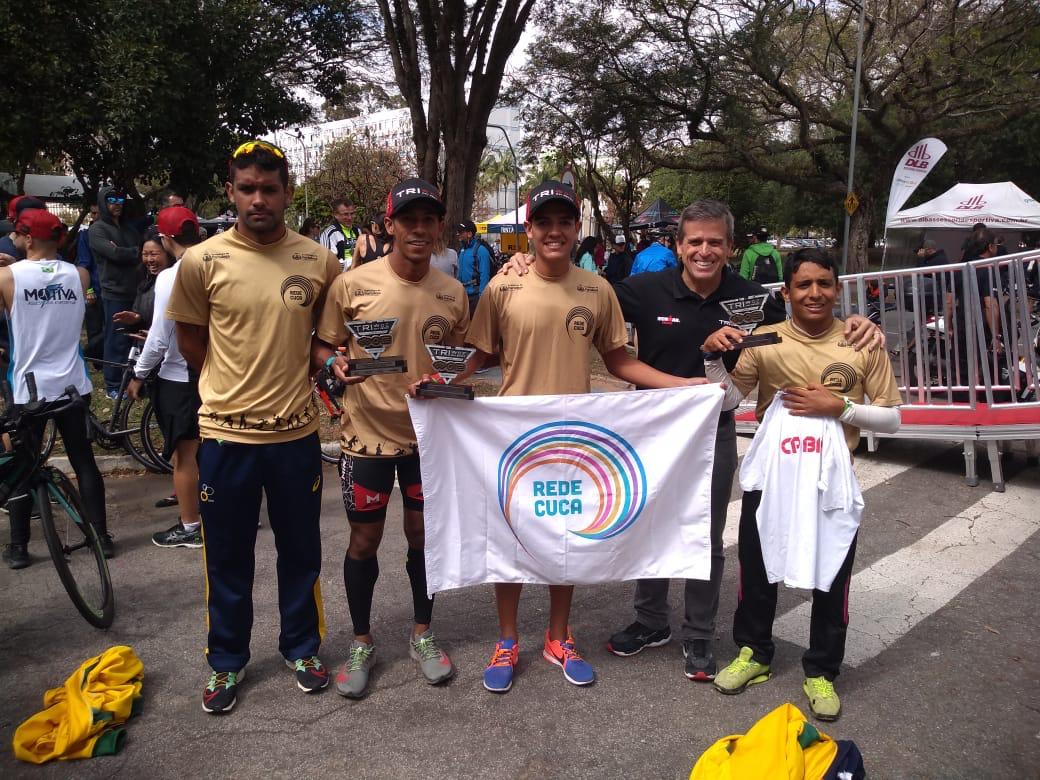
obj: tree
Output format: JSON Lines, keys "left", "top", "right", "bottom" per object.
{"left": 474, "top": 150, "right": 517, "bottom": 219}
{"left": 300, "top": 135, "right": 414, "bottom": 227}
{"left": 519, "top": 0, "right": 1040, "bottom": 271}
{"left": 374, "top": 0, "right": 536, "bottom": 237}
{"left": 0, "top": 0, "right": 370, "bottom": 206}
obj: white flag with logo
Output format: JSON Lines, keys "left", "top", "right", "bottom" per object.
{"left": 407, "top": 385, "right": 724, "bottom": 594}
{"left": 886, "top": 137, "right": 947, "bottom": 220}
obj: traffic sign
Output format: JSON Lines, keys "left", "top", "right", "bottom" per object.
{"left": 844, "top": 192, "right": 860, "bottom": 215}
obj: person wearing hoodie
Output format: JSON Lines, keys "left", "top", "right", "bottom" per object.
{"left": 88, "top": 186, "right": 142, "bottom": 395}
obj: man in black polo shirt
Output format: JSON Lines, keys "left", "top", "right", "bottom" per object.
{"left": 603, "top": 199, "right": 882, "bottom": 682}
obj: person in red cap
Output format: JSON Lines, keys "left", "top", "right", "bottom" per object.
{"left": 311, "top": 177, "right": 467, "bottom": 699}
{"left": 128, "top": 205, "right": 205, "bottom": 549}
{"left": 0, "top": 209, "right": 111, "bottom": 568}
{"left": 433, "top": 181, "right": 705, "bottom": 693}
{"left": 0, "top": 196, "right": 48, "bottom": 266}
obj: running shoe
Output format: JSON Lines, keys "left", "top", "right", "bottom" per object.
{"left": 408, "top": 630, "right": 454, "bottom": 684}
{"left": 2, "top": 542, "right": 29, "bottom": 570}
{"left": 335, "top": 640, "right": 376, "bottom": 698}
{"left": 151, "top": 523, "right": 202, "bottom": 548}
{"left": 483, "top": 638, "right": 518, "bottom": 693}
{"left": 682, "top": 639, "right": 717, "bottom": 682}
{"left": 155, "top": 494, "right": 178, "bottom": 508}
{"left": 803, "top": 676, "right": 841, "bottom": 721}
{"left": 285, "top": 655, "right": 329, "bottom": 693}
{"left": 606, "top": 620, "right": 672, "bottom": 656}
{"left": 713, "top": 647, "right": 771, "bottom": 695}
{"left": 543, "top": 631, "right": 595, "bottom": 686}
{"left": 202, "top": 668, "right": 244, "bottom": 714}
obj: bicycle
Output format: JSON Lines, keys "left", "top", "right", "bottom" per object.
{"left": 92, "top": 339, "right": 170, "bottom": 474}
{"left": 0, "top": 373, "right": 115, "bottom": 628}
{"left": 314, "top": 364, "right": 345, "bottom": 465}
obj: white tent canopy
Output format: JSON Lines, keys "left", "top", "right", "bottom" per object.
{"left": 486, "top": 205, "right": 524, "bottom": 225}
{"left": 886, "top": 181, "right": 1040, "bottom": 230}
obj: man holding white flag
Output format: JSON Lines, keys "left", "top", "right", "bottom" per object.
{"left": 411, "top": 180, "right": 711, "bottom": 693}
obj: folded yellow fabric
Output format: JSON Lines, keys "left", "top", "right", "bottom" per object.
{"left": 13, "top": 645, "right": 144, "bottom": 764}
{"left": 690, "top": 703, "right": 838, "bottom": 780}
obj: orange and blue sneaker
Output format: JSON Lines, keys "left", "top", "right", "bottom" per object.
{"left": 543, "top": 631, "right": 595, "bottom": 686}
{"left": 483, "top": 638, "right": 519, "bottom": 693}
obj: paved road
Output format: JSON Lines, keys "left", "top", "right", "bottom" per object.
{"left": 0, "top": 438, "right": 1037, "bottom": 778}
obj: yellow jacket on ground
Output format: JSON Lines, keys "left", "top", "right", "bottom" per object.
{"left": 13, "top": 645, "right": 143, "bottom": 764}
{"left": 691, "top": 703, "right": 837, "bottom": 780}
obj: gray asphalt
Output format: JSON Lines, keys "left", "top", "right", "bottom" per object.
{"left": 0, "top": 438, "right": 1037, "bottom": 778}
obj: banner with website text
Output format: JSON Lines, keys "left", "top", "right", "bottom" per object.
{"left": 408, "top": 385, "right": 724, "bottom": 594}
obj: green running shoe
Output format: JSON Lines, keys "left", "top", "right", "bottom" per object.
{"left": 803, "top": 676, "right": 841, "bottom": 721}
{"left": 713, "top": 646, "right": 771, "bottom": 694}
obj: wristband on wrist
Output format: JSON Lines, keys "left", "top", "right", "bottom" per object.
{"left": 324, "top": 354, "right": 338, "bottom": 370}
{"left": 841, "top": 396, "right": 853, "bottom": 417}
{"left": 86, "top": 287, "right": 95, "bottom": 295}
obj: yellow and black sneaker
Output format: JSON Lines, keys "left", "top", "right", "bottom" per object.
{"left": 803, "top": 676, "right": 841, "bottom": 721}
{"left": 713, "top": 647, "right": 771, "bottom": 694}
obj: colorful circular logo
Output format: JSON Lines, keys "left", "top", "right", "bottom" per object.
{"left": 497, "top": 421, "right": 646, "bottom": 540}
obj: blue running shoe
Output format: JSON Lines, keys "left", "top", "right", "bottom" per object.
{"left": 543, "top": 631, "right": 595, "bottom": 686}
{"left": 483, "top": 638, "right": 519, "bottom": 693}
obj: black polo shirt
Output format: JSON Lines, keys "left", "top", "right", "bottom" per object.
{"left": 615, "top": 265, "right": 787, "bottom": 383}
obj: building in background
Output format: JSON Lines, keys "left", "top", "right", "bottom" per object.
{"left": 264, "top": 105, "right": 523, "bottom": 219}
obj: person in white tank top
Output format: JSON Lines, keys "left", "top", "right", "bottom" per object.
{"left": 0, "top": 209, "right": 111, "bottom": 568}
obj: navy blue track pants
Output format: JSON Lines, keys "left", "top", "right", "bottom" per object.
{"left": 198, "top": 433, "right": 325, "bottom": 672}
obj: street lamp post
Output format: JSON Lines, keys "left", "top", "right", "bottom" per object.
{"left": 295, "top": 128, "right": 310, "bottom": 219}
{"left": 487, "top": 123, "right": 519, "bottom": 227}
{"left": 840, "top": 0, "right": 867, "bottom": 275}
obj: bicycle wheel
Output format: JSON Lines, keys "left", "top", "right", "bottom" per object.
{"left": 117, "top": 398, "right": 167, "bottom": 472}
{"left": 140, "top": 400, "right": 172, "bottom": 473}
{"left": 37, "top": 470, "right": 114, "bottom": 628}
{"left": 315, "top": 390, "right": 342, "bottom": 465}
{"left": 39, "top": 418, "right": 57, "bottom": 461}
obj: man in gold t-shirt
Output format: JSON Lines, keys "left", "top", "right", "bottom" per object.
{"left": 701, "top": 248, "right": 901, "bottom": 721}
{"left": 453, "top": 181, "right": 707, "bottom": 693}
{"left": 312, "top": 178, "right": 468, "bottom": 698}
{"left": 167, "top": 140, "right": 341, "bottom": 715}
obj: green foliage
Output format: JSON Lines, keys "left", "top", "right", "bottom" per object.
{"left": 0, "top": 0, "right": 368, "bottom": 201}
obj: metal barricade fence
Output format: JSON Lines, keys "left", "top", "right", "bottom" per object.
{"left": 735, "top": 251, "right": 1040, "bottom": 490}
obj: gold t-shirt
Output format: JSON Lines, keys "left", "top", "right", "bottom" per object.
{"left": 166, "top": 227, "right": 340, "bottom": 443}
{"left": 315, "top": 257, "right": 469, "bottom": 457}
{"left": 730, "top": 319, "right": 903, "bottom": 450}
{"left": 467, "top": 265, "right": 629, "bottom": 397}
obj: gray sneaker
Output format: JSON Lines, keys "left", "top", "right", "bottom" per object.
{"left": 335, "top": 640, "right": 375, "bottom": 699}
{"left": 408, "top": 629, "right": 455, "bottom": 684}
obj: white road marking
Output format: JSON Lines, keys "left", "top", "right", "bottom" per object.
{"left": 772, "top": 474, "right": 1040, "bottom": 666}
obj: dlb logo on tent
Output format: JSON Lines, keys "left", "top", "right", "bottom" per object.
{"left": 497, "top": 421, "right": 647, "bottom": 542}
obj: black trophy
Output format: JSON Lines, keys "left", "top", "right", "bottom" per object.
{"left": 417, "top": 345, "right": 476, "bottom": 400}
{"left": 734, "top": 332, "right": 782, "bottom": 349}
{"left": 344, "top": 319, "right": 408, "bottom": 376}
